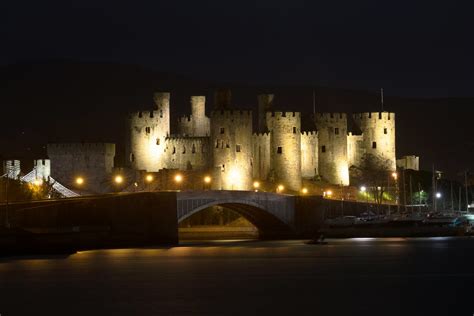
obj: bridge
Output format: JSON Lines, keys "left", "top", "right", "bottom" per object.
{"left": 0, "top": 190, "right": 375, "bottom": 249}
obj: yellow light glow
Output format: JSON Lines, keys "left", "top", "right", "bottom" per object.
{"left": 146, "top": 174, "right": 154, "bottom": 182}
{"left": 253, "top": 181, "right": 260, "bottom": 189}
{"left": 277, "top": 184, "right": 284, "bottom": 192}
{"left": 392, "top": 172, "right": 398, "bottom": 180}
{"left": 75, "top": 177, "right": 84, "bottom": 185}
{"left": 204, "top": 176, "right": 211, "bottom": 184}
{"left": 302, "top": 187, "right": 308, "bottom": 194}
{"left": 326, "top": 190, "right": 333, "bottom": 197}
{"left": 33, "top": 179, "right": 43, "bottom": 186}
{"left": 174, "top": 174, "right": 183, "bottom": 183}
{"left": 360, "top": 186, "right": 366, "bottom": 192}
{"left": 114, "top": 175, "right": 123, "bottom": 184}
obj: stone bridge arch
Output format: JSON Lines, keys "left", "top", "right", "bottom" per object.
{"left": 177, "top": 191, "right": 296, "bottom": 238}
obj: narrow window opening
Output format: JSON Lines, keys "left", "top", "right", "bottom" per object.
{"left": 192, "top": 144, "right": 196, "bottom": 154}
{"left": 384, "top": 128, "right": 388, "bottom": 134}
{"left": 172, "top": 147, "right": 176, "bottom": 154}
{"left": 145, "top": 127, "right": 151, "bottom": 134}
{"left": 372, "top": 141, "right": 377, "bottom": 149}
{"left": 322, "top": 145, "right": 326, "bottom": 153}
{"left": 277, "top": 147, "right": 282, "bottom": 154}
{"left": 220, "top": 127, "right": 225, "bottom": 134}
{"left": 226, "top": 143, "right": 230, "bottom": 148}
{"left": 156, "top": 138, "right": 160, "bottom": 145}
{"left": 293, "top": 127, "right": 296, "bottom": 134}
{"left": 130, "top": 153, "right": 135, "bottom": 162}
{"left": 236, "top": 144, "right": 241, "bottom": 152}
{"left": 182, "top": 146, "right": 186, "bottom": 154}
{"left": 335, "top": 127, "right": 339, "bottom": 135}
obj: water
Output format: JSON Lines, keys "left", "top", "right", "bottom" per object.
{"left": 1, "top": 238, "right": 473, "bottom": 315}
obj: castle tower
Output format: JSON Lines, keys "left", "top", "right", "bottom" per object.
{"left": 266, "top": 112, "right": 302, "bottom": 191}
{"left": 127, "top": 92, "right": 170, "bottom": 172}
{"left": 2, "top": 160, "right": 20, "bottom": 179}
{"left": 190, "top": 96, "right": 210, "bottom": 136}
{"left": 257, "top": 94, "right": 274, "bottom": 132}
{"left": 352, "top": 112, "right": 396, "bottom": 170}
{"left": 210, "top": 110, "right": 253, "bottom": 190}
{"left": 315, "top": 113, "right": 349, "bottom": 185}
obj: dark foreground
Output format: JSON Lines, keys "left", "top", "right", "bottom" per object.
{"left": 1, "top": 238, "right": 474, "bottom": 316}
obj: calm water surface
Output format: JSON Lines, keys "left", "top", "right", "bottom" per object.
{"left": 1, "top": 238, "right": 474, "bottom": 316}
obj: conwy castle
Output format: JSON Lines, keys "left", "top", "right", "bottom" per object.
{"left": 125, "top": 90, "right": 396, "bottom": 192}
{"left": 4, "top": 90, "right": 403, "bottom": 195}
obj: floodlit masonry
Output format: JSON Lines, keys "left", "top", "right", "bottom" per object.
{"left": 126, "top": 91, "right": 397, "bottom": 192}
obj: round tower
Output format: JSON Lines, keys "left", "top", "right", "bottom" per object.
{"left": 266, "top": 111, "right": 302, "bottom": 191}
{"left": 257, "top": 94, "right": 274, "bottom": 133}
{"left": 353, "top": 112, "right": 396, "bottom": 170}
{"left": 315, "top": 113, "right": 349, "bottom": 185}
{"left": 210, "top": 110, "right": 253, "bottom": 190}
{"left": 127, "top": 92, "right": 170, "bottom": 172}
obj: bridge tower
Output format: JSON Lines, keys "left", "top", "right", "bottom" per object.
{"left": 127, "top": 92, "right": 170, "bottom": 172}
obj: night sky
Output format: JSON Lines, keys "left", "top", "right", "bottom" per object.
{"left": 2, "top": 1, "right": 474, "bottom": 179}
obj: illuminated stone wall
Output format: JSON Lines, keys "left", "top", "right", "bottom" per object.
{"left": 164, "top": 137, "right": 210, "bottom": 171}
{"left": 127, "top": 92, "right": 170, "bottom": 172}
{"left": 210, "top": 110, "right": 253, "bottom": 190}
{"left": 352, "top": 112, "right": 396, "bottom": 170}
{"left": 266, "top": 112, "right": 302, "bottom": 191}
{"left": 347, "top": 132, "right": 364, "bottom": 167}
{"left": 47, "top": 143, "right": 115, "bottom": 193}
{"left": 252, "top": 132, "right": 271, "bottom": 181}
{"left": 315, "top": 113, "right": 349, "bottom": 186}
{"left": 177, "top": 96, "right": 210, "bottom": 137}
{"left": 301, "top": 131, "right": 318, "bottom": 178}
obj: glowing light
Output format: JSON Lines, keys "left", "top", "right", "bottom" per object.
{"left": 114, "top": 175, "right": 123, "bottom": 184}
{"left": 174, "top": 174, "right": 183, "bottom": 183}
{"left": 360, "top": 186, "right": 367, "bottom": 192}
{"left": 326, "top": 190, "right": 333, "bottom": 197}
{"left": 33, "top": 179, "right": 43, "bottom": 186}
{"left": 204, "top": 176, "right": 211, "bottom": 184}
{"left": 145, "top": 174, "right": 154, "bottom": 183}
{"left": 391, "top": 172, "right": 398, "bottom": 180}
{"left": 253, "top": 181, "right": 260, "bottom": 189}
{"left": 436, "top": 192, "right": 442, "bottom": 198}
{"left": 301, "top": 187, "right": 308, "bottom": 194}
{"left": 277, "top": 184, "right": 284, "bottom": 192}
{"left": 75, "top": 177, "right": 84, "bottom": 185}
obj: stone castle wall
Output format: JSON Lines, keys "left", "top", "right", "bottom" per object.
{"left": 315, "top": 113, "right": 349, "bottom": 186}
{"left": 301, "top": 131, "right": 318, "bottom": 178}
{"left": 347, "top": 132, "right": 364, "bottom": 167}
{"left": 252, "top": 132, "right": 271, "bottom": 181}
{"left": 210, "top": 110, "right": 253, "bottom": 190}
{"left": 164, "top": 137, "right": 210, "bottom": 171}
{"left": 353, "top": 112, "right": 396, "bottom": 170}
{"left": 266, "top": 112, "right": 302, "bottom": 191}
{"left": 47, "top": 143, "right": 115, "bottom": 193}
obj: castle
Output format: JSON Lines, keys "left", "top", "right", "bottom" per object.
{"left": 126, "top": 91, "right": 396, "bottom": 192}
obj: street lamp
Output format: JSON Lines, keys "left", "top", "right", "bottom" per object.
{"left": 145, "top": 174, "right": 154, "bottom": 183}
{"left": 360, "top": 186, "right": 369, "bottom": 211}
{"left": 436, "top": 192, "right": 442, "bottom": 199}
{"left": 253, "top": 181, "right": 260, "bottom": 192}
{"left": 75, "top": 177, "right": 84, "bottom": 185}
{"left": 325, "top": 190, "right": 333, "bottom": 198}
{"left": 301, "top": 187, "right": 308, "bottom": 194}
{"left": 277, "top": 184, "right": 284, "bottom": 193}
{"left": 203, "top": 176, "right": 211, "bottom": 190}
{"left": 174, "top": 173, "right": 183, "bottom": 190}
{"left": 114, "top": 175, "right": 123, "bottom": 184}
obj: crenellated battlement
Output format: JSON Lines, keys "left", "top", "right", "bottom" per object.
{"left": 211, "top": 109, "right": 252, "bottom": 117}
{"left": 315, "top": 112, "right": 347, "bottom": 121}
{"left": 353, "top": 112, "right": 395, "bottom": 121}
{"left": 178, "top": 115, "right": 192, "bottom": 123}
{"left": 301, "top": 131, "right": 317, "bottom": 137}
{"left": 128, "top": 110, "right": 160, "bottom": 120}
{"left": 266, "top": 111, "right": 301, "bottom": 119}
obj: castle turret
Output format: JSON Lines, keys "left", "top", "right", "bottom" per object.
{"left": 266, "top": 112, "right": 302, "bottom": 191}
{"left": 127, "top": 92, "right": 170, "bottom": 172}
{"left": 214, "top": 89, "right": 232, "bottom": 110}
{"left": 315, "top": 113, "right": 349, "bottom": 185}
{"left": 177, "top": 96, "right": 210, "bottom": 137}
{"left": 210, "top": 110, "right": 253, "bottom": 190}
{"left": 352, "top": 112, "right": 396, "bottom": 170}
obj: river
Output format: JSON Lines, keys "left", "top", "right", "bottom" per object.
{"left": 1, "top": 238, "right": 473, "bottom": 315}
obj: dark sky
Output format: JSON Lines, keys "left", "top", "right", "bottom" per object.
{"left": 2, "top": 0, "right": 474, "bottom": 97}
{"left": 2, "top": 0, "right": 474, "bottom": 181}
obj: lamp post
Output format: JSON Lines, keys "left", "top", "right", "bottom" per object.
{"left": 145, "top": 174, "right": 154, "bottom": 191}
{"left": 174, "top": 174, "right": 183, "bottom": 191}
{"left": 277, "top": 184, "right": 284, "bottom": 194}
{"left": 360, "top": 186, "right": 368, "bottom": 211}
{"left": 253, "top": 181, "right": 260, "bottom": 192}
{"left": 204, "top": 176, "right": 211, "bottom": 190}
